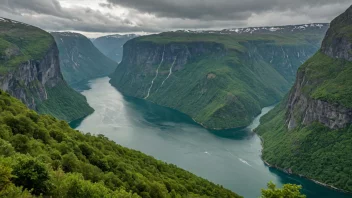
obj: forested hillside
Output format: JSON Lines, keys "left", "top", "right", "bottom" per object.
{"left": 0, "top": 90, "right": 241, "bottom": 198}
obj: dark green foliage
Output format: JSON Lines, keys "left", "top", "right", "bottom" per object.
{"left": 36, "top": 81, "right": 94, "bottom": 122}
{"left": 12, "top": 157, "right": 51, "bottom": 195}
{"left": 256, "top": 102, "right": 352, "bottom": 192}
{"left": 51, "top": 32, "right": 117, "bottom": 86}
{"left": 0, "top": 90, "right": 241, "bottom": 197}
{"left": 260, "top": 181, "right": 306, "bottom": 198}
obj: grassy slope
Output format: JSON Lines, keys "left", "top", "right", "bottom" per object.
{"left": 256, "top": 52, "right": 352, "bottom": 192}
{"left": 0, "top": 19, "right": 53, "bottom": 74}
{"left": 0, "top": 90, "right": 241, "bottom": 198}
{"left": 52, "top": 32, "right": 117, "bottom": 86}
{"left": 301, "top": 52, "right": 352, "bottom": 108}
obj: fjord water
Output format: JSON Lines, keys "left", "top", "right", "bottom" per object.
{"left": 71, "top": 77, "right": 351, "bottom": 198}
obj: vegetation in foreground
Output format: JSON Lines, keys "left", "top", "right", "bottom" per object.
{"left": 0, "top": 90, "right": 241, "bottom": 198}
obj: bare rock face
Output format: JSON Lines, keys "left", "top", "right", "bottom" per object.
{"left": 321, "top": 5, "right": 352, "bottom": 61}
{"left": 286, "top": 71, "right": 352, "bottom": 130}
{"left": 0, "top": 43, "right": 63, "bottom": 110}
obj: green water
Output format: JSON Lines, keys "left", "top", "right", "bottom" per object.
{"left": 71, "top": 77, "right": 352, "bottom": 198}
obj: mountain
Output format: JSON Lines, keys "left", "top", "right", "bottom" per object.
{"left": 109, "top": 24, "right": 328, "bottom": 129}
{"left": 256, "top": 5, "right": 352, "bottom": 192}
{"left": 0, "top": 89, "right": 241, "bottom": 198}
{"left": 93, "top": 34, "right": 138, "bottom": 63}
{"left": 51, "top": 32, "right": 117, "bottom": 86}
{"left": 0, "top": 18, "right": 93, "bottom": 122}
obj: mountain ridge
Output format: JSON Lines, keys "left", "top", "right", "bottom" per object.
{"left": 256, "top": 5, "right": 352, "bottom": 192}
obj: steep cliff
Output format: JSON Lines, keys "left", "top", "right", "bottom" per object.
{"left": 110, "top": 24, "right": 328, "bottom": 129}
{"left": 256, "top": 5, "right": 352, "bottom": 192}
{"left": 52, "top": 32, "right": 117, "bottom": 86}
{"left": 0, "top": 18, "right": 93, "bottom": 122}
{"left": 93, "top": 34, "right": 138, "bottom": 63}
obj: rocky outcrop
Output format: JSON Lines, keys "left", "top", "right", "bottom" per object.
{"left": 321, "top": 5, "right": 352, "bottom": 61}
{"left": 286, "top": 70, "right": 352, "bottom": 130}
{"left": 0, "top": 43, "right": 62, "bottom": 110}
{"left": 321, "top": 36, "right": 352, "bottom": 61}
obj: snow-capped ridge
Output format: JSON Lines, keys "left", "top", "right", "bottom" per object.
{"left": 170, "top": 23, "right": 329, "bottom": 35}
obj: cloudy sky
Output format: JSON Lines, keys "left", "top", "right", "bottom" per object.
{"left": 0, "top": 0, "right": 350, "bottom": 38}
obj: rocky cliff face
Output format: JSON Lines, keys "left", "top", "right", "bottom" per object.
{"left": 321, "top": 5, "right": 352, "bottom": 61}
{"left": 0, "top": 43, "right": 62, "bottom": 109}
{"left": 286, "top": 5, "right": 352, "bottom": 130}
{"left": 110, "top": 29, "right": 327, "bottom": 129}
{"left": 0, "top": 18, "right": 93, "bottom": 122}
{"left": 286, "top": 69, "right": 352, "bottom": 130}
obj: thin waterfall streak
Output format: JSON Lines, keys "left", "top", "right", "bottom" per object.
{"left": 156, "top": 56, "right": 177, "bottom": 93}
{"left": 145, "top": 46, "right": 165, "bottom": 99}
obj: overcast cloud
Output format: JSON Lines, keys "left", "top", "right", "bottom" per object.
{"left": 0, "top": 0, "right": 350, "bottom": 37}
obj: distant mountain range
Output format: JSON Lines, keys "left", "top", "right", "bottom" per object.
{"left": 92, "top": 34, "right": 139, "bottom": 63}
{"left": 173, "top": 23, "right": 329, "bottom": 34}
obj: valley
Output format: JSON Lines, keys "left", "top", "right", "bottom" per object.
{"left": 1, "top": 2, "right": 352, "bottom": 197}
{"left": 52, "top": 32, "right": 117, "bottom": 86}
{"left": 73, "top": 77, "right": 352, "bottom": 198}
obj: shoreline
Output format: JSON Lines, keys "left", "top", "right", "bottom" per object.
{"left": 258, "top": 135, "right": 351, "bottom": 194}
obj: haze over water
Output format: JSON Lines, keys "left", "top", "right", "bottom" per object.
{"left": 71, "top": 77, "right": 351, "bottom": 198}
